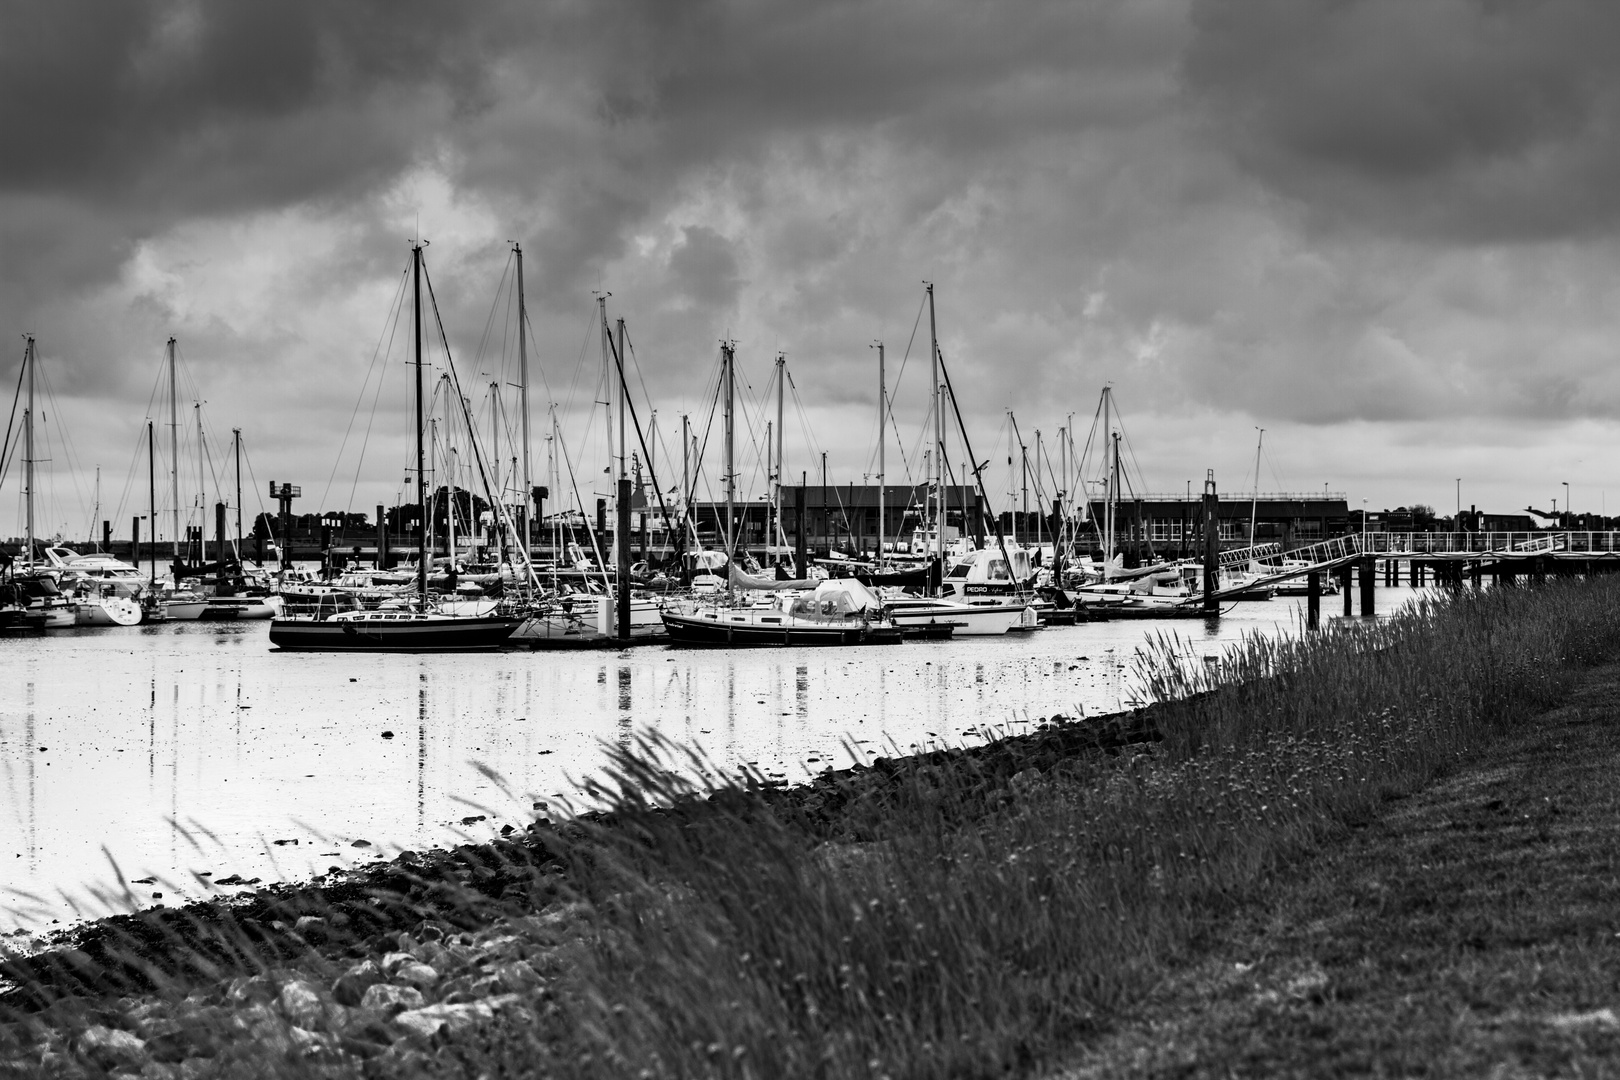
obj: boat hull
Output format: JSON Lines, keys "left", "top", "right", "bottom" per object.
{"left": 661, "top": 610, "right": 902, "bottom": 647}
{"left": 268, "top": 615, "right": 523, "bottom": 651}
{"left": 887, "top": 601, "right": 1038, "bottom": 636}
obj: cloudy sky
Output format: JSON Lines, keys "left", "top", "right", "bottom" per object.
{"left": 4, "top": 0, "right": 1619, "bottom": 544}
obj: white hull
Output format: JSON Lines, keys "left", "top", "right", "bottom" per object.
{"left": 887, "top": 599, "right": 1039, "bottom": 635}
{"left": 75, "top": 597, "right": 143, "bottom": 626}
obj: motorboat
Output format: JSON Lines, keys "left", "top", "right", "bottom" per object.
{"left": 882, "top": 593, "right": 1039, "bottom": 636}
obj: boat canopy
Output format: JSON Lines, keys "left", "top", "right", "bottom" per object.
{"left": 784, "top": 578, "right": 883, "bottom": 620}
{"left": 730, "top": 564, "right": 816, "bottom": 591}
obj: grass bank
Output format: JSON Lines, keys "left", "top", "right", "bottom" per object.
{"left": 4, "top": 578, "right": 1620, "bottom": 1078}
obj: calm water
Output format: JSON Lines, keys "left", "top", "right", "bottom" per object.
{"left": 0, "top": 589, "right": 1425, "bottom": 931}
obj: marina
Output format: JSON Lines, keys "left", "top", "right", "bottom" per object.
{"left": 1, "top": 589, "right": 1421, "bottom": 932}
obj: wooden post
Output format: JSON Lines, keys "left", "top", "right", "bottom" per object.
{"left": 617, "top": 476, "right": 632, "bottom": 641}
{"left": 1201, "top": 472, "right": 1218, "bottom": 614}
{"left": 1342, "top": 564, "right": 1354, "bottom": 617}
{"left": 795, "top": 486, "right": 807, "bottom": 577}
{"left": 1307, "top": 570, "right": 1321, "bottom": 630}
{"left": 1360, "top": 555, "right": 1375, "bottom": 616}
{"left": 132, "top": 517, "right": 141, "bottom": 571}
{"left": 376, "top": 504, "right": 387, "bottom": 570}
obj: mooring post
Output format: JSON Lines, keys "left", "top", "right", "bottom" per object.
{"left": 617, "top": 476, "right": 632, "bottom": 641}
{"left": 1201, "top": 470, "right": 1218, "bottom": 614}
{"left": 1307, "top": 570, "right": 1321, "bottom": 630}
{"left": 794, "top": 485, "right": 807, "bottom": 578}
{"left": 132, "top": 517, "right": 141, "bottom": 570}
{"left": 1360, "top": 555, "right": 1375, "bottom": 616}
{"left": 1341, "top": 564, "right": 1353, "bottom": 617}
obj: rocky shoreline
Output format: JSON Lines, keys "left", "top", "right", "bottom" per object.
{"left": 0, "top": 702, "right": 1164, "bottom": 1076}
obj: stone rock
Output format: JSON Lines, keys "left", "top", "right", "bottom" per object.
{"left": 277, "top": 980, "right": 327, "bottom": 1030}
{"left": 492, "top": 959, "right": 542, "bottom": 993}
{"left": 360, "top": 984, "right": 424, "bottom": 1016}
{"left": 379, "top": 951, "right": 416, "bottom": 975}
{"left": 331, "top": 960, "right": 384, "bottom": 1006}
{"left": 393, "top": 962, "right": 439, "bottom": 990}
{"left": 74, "top": 1025, "right": 148, "bottom": 1072}
{"left": 225, "top": 975, "right": 277, "bottom": 1005}
{"left": 392, "top": 995, "right": 520, "bottom": 1040}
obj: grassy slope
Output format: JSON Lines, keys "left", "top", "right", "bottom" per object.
{"left": 1053, "top": 662, "right": 1620, "bottom": 1079}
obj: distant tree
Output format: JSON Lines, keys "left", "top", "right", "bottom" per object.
{"left": 1409, "top": 504, "right": 1437, "bottom": 529}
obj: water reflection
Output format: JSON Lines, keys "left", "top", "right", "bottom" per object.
{"left": 0, "top": 591, "right": 1426, "bottom": 929}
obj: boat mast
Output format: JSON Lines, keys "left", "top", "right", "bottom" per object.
{"left": 22, "top": 336, "right": 34, "bottom": 570}
{"left": 147, "top": 420, "right": 157, "bottom": 585}
{"left": 168, "top": 337, "right": 179, "bottom": 564}
{"left": 233, "top": 428, "right": 242, "bottom": 560}
{"left": 723, "top": 340, "right": 735, "bottom": 601}
{"left": 515, "top": 243, "right": 532, "bottom": 565}
{"left": 927, "top": 283, "right": 944, "bottom": 588}
{"left": 448, "top": 445, "right": 458, "bottom": 565}
{"left": 195, "top": 402, "right": 205, "bottom": 567}
{"left": 1249, "top": 427, "right": 1264, "bottom": 551}
{"left": 1102, "top": 386, "right": 1113, "bottom": 581}
{"left": 775, "top": 353, "right": 785, "bottom": 551}
{"left": 413, "top": 243, "right": 428, "bottom": 603}
{"left": 615, "top": 315, "right": 629, "bottom": 640}
{"left": 491, "top": 380, "right": 502, "bottom": 565}
{"left": 875, "top": 340, "right": 885, "bottom": 565}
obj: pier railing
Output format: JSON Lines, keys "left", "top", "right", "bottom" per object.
{"left": 1353, "top": 532, "right": 1620, "bottom": 556}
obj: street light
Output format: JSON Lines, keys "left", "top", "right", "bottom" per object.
{"left": 1455, "top": 478, "right": 1460, "bottom": 523}
{"left": 1563, "top": 481, "right": 1570, "bottom": 529}
{"left": 1362, "top": 498, "right": 1367, "bottom": 534}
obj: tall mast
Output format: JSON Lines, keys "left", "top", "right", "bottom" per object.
{"left": 1249, "top": 427, "right": 1264, "bottom": 551}
{"left": 1102, "top": 386, "right": 1113, "bottom": 581}
{"left": 875, "top": 341, "right": 884, "bottom": 564}
{"left": 413, "top": 243, "right": 428, "bottom": 602}
{"left": 723, "top": 341, "right": 735, "bottom": 600}
{"left": 491, "top": 380, "right": 502, "bottom": 564}
{"left": 616, "top": 318, "right": 627, "bottom": 482}
{"left": 448, "top": 445, "right": 458, "bottom": 564}
{"left": 168, "top": 337, "right": 179, "bottom": 561}
{"left": 233, "top": 428, "right": 242, "bottom": 558}
{"left": 515, "top": 243, "right": 532, "bottom": 563}
{"left": 147, "top": 420, "right": 157, "bottom": 584}
{"left": 774, "top": 353, "right": 785, "bottom": 550}
{"left": 195, "top": 402, "right": 205, "bottom": 567}
{"left": 927, "top": 283, "right": 944, "bottom": 582}
{"left": 22, "top": 336, "right": 34, "bottom": 570}
{"left": 681, "top": 412, "right": 690, "bottom": 540}
{"left": 596, "top": 295, "right": 614, "bottom": 495}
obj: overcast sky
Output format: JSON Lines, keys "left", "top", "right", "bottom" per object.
{"left": 4, "top": 0, "right": 1619, "bottom": 544}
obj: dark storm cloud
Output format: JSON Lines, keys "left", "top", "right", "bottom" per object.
{"left": 0, "top": 0, "right": 489, "bottom": 208}
{"left": 1183, "top": 0, "right": 1620, "bottom": 240}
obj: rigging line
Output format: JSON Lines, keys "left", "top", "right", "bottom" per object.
{"left": 0, "top": 342, "right": 27, "bottom": 497}
{"left": 679, "top": 350, "right": 725, "bottom": 542}
{"left": 937, "top": 346, "right": 1022, "bottom": 595}
{"left": 886, "top": 291, "right": 928, "bottom": 422}
{"left": 422, "top": 259, "right": 532, "bottom": 586}
{"left": 33, "top": 358, "right": 93, "bottom": 540}
{"left": 552, "top": 408, "right": 611, "bottom": 588}
{"left": 315, "top": 266, "right": 410, "bottom": 514}
{"left": 603, "top": 324, "right": 679, "bottom": 550}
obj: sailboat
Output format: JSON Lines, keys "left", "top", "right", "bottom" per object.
{"left": 871, "top": 284, "right": 1039, "bottom": 635}
{"left": 1, "top": 336, "right": 140, "bottom": 627}
{"left": 269, "top": 243, "right": 525, "bottom": 651}
{"left": 660, "top": 341, "right": 902, "bottom": 647}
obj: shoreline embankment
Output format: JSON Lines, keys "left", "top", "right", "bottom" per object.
{"left": 5, "top": 577, "right": 1620, "bottom": 1078}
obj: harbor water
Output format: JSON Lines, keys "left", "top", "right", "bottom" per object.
{"left": 1, "top": 589, "right": 1426, "bottom": 932}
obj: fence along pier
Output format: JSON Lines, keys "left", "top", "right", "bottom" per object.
{"left": 1211, "top": 531, "right": 1620, "bottom": 629}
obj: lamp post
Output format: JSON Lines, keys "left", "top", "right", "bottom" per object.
{"left": 1455, "top": 478, "right": 1460, "bottom": 524}
{"left": 1362, "top": 498, "right": 1367, "bottom": 534}
{"left": 1563, "top": 481, "right": 1570, "bottom": 529}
